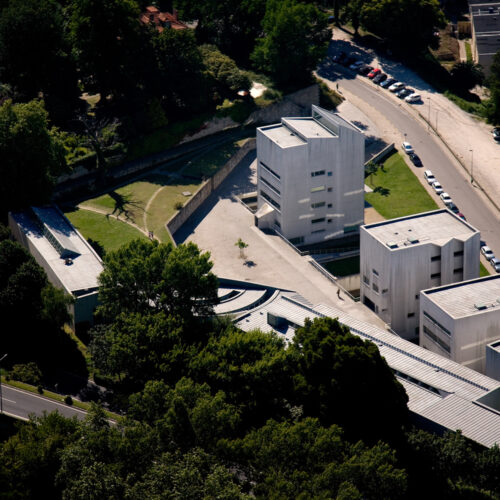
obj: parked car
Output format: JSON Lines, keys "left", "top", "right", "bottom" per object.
{"left": 389, "top": 82, "right": 405, "bottom": 92}
{"left": 424, "top": 170, "right": 435, "bottom": 184}
{"left": 457, "top": 212, "right": 466, "bottom": 220}
{"left": 349, "top": 61, "right": 364, "bottom": 70}
{"left": 341, "top": 56, "right": 356, "bottom": 67}
{"left": 373, "top": 73, "right": 387, "bottom": 84}
{"left": 402, "top": 141, "right": 414, "bottom": 154}
{"left": 440, "top": 192, "right": 453, "bottom": 205}
{"left": 332, "top": 51, "right": 346, "bottom": 63}
{"left": 405, "top": 93, "right": 421, "bottom": 103}
{"left": 409, "top": 152, "right": 422, "bottom": 166}
{"left": 481, "top": 246, "right": 495, "bottom": 261}
{"left": 358, "top": 64, "right": 373, "bottom": 75}
{"left": 448, "top": 202, "right": 459, "bottom": 214}
{"left": 380, "top": 77, "right": 396, "bottom": 88}
{"left": 492, "top": 127, "right": 500, "bottom": 142}
{"left": 397, "top": 88, "right": 413, "bottom": 99}
{"left": 432, "top": 181, "right": 444, "bottom": 194}
{"left": 491, "top": 257, "right": 500, "bottom": 272}
{"left": 368, "top": 68, "right": 381, "bottom": 79}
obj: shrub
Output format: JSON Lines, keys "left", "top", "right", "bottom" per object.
{"left": 37, "top": 385, "right": 44, "bottom": 394}
{"left": 174, "top": 201, "right": 183, "bottom": 210}
{"left": 10, "top": 362, "right": 42, "bottom": 385}
{"left": 64, "top": 395, "right": 73, "bottom": 405}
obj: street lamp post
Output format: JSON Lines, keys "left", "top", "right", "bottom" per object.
{"left": 427, "top": 97, "right": 431, "bottom": 131}
{"left": 470, "top": 149, "right": 474, "bottom": 184}
{"left": 0, "top": 353, "right": 7, "bottom": 414}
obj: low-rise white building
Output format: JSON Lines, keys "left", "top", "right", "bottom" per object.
{"left": 9, "top": 206, "right": 103, "bottom": 326}
{"left": 255, "top": 105, "right": 365, "bottom": 246}
{"left": 360, "top": 210, "right": 480, "bottom": 340}
{"left": 420, "top": 275, "right": 500, "bottom": 374}
{"left": 486, "top": 339, "right": 500, "bottom": 381}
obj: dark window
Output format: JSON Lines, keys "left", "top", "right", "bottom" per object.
{"left": 260, "top": 190, "right": 280, "bottom": 210}
{"left": 373, "top": 283, "right": 379, "bottom": 293}
{"left": 327, "top": 203, "right": 332, "bottom": 208}
{"left": 423, "top": 312, "right": 451, "bottom": 336}
{"left": 431, "top": 255, "right": 441, "bottom": 262}
{"left": 312, "top": 217, "right": 325, "bottom": 224}
{"left": 328, "top": 171, "right": 333, "bottom": 176}
{"left": 260, "top": 161, "right": 280, "bottom": 179}
{"left": 327, "top": 187, "right": 333, "bottom": 192}
{"left": 311, "top": 170, "right": 325, "bottom": 177}
{"left": 423, "top": 326, "right": 450, "bottom": 353}
{"left": 274, "top": 220, "right": 281, "bottom": 228}
{"left": 311, "top": 229, "right": 325, "bottom": 234}
{"left": 454, "top": 250, "right": 464, "bottom": 257}
{"left": 407, "top": 312, "right": 415, "bottom": 318}
{"left": 261, "top": 176, "right": 280, "bottom": 195}
{"left": 372, "top": 269, "right": 379, "bottom": 276}
{"left": 415, "top": 294, "right": 420, "bottom": 299}
{"left": 311, "top": 201, "right": 325, "bottom": 208}
{"left": 431, "top": 272, "right": 441, "bottom": 279}
{"left": 328, "top": 219, "right": 332, "bottom": 223}
{"left": 453, "top": 267, "right": 463, "bottom": 274}
{"left": 382, "top": 289, "right": 388, "bottom": 294}
{"left": 344, "top": 225, "right": 358, "bottom": 234}
{"left": 363, "top": 275, "right": 370, "bottom": 285}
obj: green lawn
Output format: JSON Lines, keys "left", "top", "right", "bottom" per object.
{"left": 465, "top": 41, "right": 472, "bottom": 63}
{"left": 480, "top": 262, "right": 490, "bottom": 277}
{"left": 182, "top": 141, "right": 240, "bottom": 178}
{"left": 65, "top": 208, "right": 148, "bottom": 253}
{"left": 365, "top": 153, "right": 439, "bottom": 219}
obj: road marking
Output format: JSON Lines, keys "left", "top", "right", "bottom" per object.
{"left": 4, "top": 398, "right": 16, "bottom": 403}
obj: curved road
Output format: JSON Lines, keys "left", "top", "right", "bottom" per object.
{"left": 318, "top": 63, "right": 500, "bottom": 257}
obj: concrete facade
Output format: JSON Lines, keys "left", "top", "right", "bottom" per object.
{"left": 469, "top": 0, "right": 500, "bottom": 76}
{"left": 486, "top": 339, "right": 500, "bottom": 381}
{"left": 360, "top": 210, "right": 480, "bottom": 340}
{"left": 420, "top": 275, "right": 500, "bottom": 374}
{"left": 8, "top": 206, "right": 103, "bottom": 326}
{"left": 256, "top": 105, "right": 365, "bottom": 246}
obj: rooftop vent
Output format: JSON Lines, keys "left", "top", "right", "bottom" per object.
{"left": 386, "top": 241, "right": 398, "bottom": 249}
{"left": 407, "top": 236, "right": 419, "bottom": 244}
{"left": 475, "top": 303, "right": 487, "bottom": 310}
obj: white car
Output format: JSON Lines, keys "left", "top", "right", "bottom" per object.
{"left": 424, "top": 170, "right": 435, "bottom": 184}
{"left": 440, "top": 192, "right": 453, "bottom": 205}
{"left": 389, "top": 82, "right": 405, "bottom": 92}
{"left": 432, "top": 181, "right": 443, "bottom": 195}
{"left": 405, "top": 93, "right": 421, "bottom": 103}
{"left": 481, "top": 246, "right": 495, "bottom": 261}
{"left": 402, "top": 141, "right": 413, "bottom": 154}
{"left": 490, "top": 257, "right": 500, "bottom": 273}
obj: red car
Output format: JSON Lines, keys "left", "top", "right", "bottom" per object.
{"left": 368, "top": 68, "right": 381, "bottom": 79}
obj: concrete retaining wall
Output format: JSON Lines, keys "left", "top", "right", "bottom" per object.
{"left": 166, "top": 139, "right": 256, "bottom": 236}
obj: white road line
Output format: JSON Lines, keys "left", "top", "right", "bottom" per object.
{"left": 4, "top": 398, "right": 16, "bottom": 403}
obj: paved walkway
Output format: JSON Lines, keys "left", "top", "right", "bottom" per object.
{"left": 175, "top": 150, "right": 388, "bottom": 327}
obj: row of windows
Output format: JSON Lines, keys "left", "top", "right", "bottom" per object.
{"left": 431, "top": 250, "right": 463, "bottom": 261}
{"left": 312, "top": 217, "right": 325, "bottom": 224}
{"left": 311, "top": 202, "right": 333, "bottom": 209}
{"left": 311, "top": 170, "right": 325, "bottom": 177}
{"left": 260, "top": 190, "right": 280, "bottom": 210}
{"left": 423, "top": 326, "right": 451, "bottom": 353}
{"left": 423, "top": 311, "right": 451, "bottom": 336}
{"left": 310, "top": 186, "right": 333, "bottom": 193}
{"left": 260, "top": 161, "right": 280, "bottom": 180}
{"left": 260, "top": 176, "right": 280, "bottom": 195}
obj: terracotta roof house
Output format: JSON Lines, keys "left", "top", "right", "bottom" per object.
{"left": 139, "top": 6, "right": 188, "bottom": 32}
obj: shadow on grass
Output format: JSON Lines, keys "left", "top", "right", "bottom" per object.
{"left": 108, "top": 191, "right": 145, "bottom": 221}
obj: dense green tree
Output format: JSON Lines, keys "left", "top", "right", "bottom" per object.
{"left": 97, "top": 239, "right": 219, "bottom": 322}
{"left": 225, "top": 417, "right": 407, "bottom": 499}
{"left": 189, "top": 328, "right": 292, "bottom": 425}
{"left": 0, "top": 99, "right": 66, "bottom": 217}
{"left": 289, "top": 317, "right": 409, "bottom": 444}
{"left": 0, "top": 0, "right": 79, "bottom": 123}
{"left": 360, "top": 0, "right": 446, "bottom": 53}
{"left": 252, "top": 0, "right": 331, "bottom": 89}
{"left": 0, "top": 412, "right": 79, "bottom": 498}
{"left": 176, "top": 0, "right": 266, "bottom": 64}
{"left": 487, "top": 50, "right": 500, "bottom": 125}
{"left": 152, "top": 29, "right": 210, "bottom": 115}
{"left": 451, "top": 61, "right": 485, "bottom": 91}
{"left": 68, "top": 0, "right": 147, "bottom": 101}
{"left": 200, "top": 45, "right": 251, "bottom": 96}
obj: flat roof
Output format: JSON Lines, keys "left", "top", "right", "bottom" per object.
{"left": 10, "top": 207, "right": 103, "bottom": 295}
{"left": 283, "top": 117, "right": 336, "bottom": 139}
{"left": 422, "top": 274, "right": 500, "bottom": 318}
{"left": 362, "top": 209, "right": 478, "bottom": 248}
{"left": 258, "top": 123, "right": 306, "bottom": 148}
{"left": 230, "top": 282, "right": 500, "bottom": 448}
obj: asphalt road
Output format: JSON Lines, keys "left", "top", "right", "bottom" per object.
{"left": 318, "top": 63, "right": 500, "bottom": 261}
{"left": 1, "top": 384, "right": 88, "bottom": 421}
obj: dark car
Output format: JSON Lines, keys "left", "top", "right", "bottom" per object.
{"left": 380, "top": 77, "right": 396, "bottom": 88}
{"left": 408, "top": 152, "right": 422, "bottom": 167}
{"left": 493, "top": 127, "right": 500, "bottom": 141}
{"left": 448, "top": 202, "right": 460, "bottom": 214}
{"left": 332, "top": 51, "right": 346, "bottom": 63}
{"left": 373, "top": 73, "right": 387, "bottom": 84}
{"left": 358, "top": 64, "right": 373, "bottom": 75}
{"left": 341, "top": 56, "right": 356, "bottom": 67}
{"left": 397, "top": 88, "right": 413, "bottom": 99}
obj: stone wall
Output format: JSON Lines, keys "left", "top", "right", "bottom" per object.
{"left": 166, "top": 139, "right": 256, "bottom": 236}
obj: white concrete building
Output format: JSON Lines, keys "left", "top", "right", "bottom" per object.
{"left": 420, "top": 275, "right": 500, "bottom": 374}
{"left": 360, "top": 210, "right": 480, "bottom": 340}
{"left": 486, "top": 339, "right": 500, "bottom": 381}
{"left": 9, "top": 206, "right": 103, "bottom": 326}
{"left": 255, "top": 105, "right": 365, "bottom": 246}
